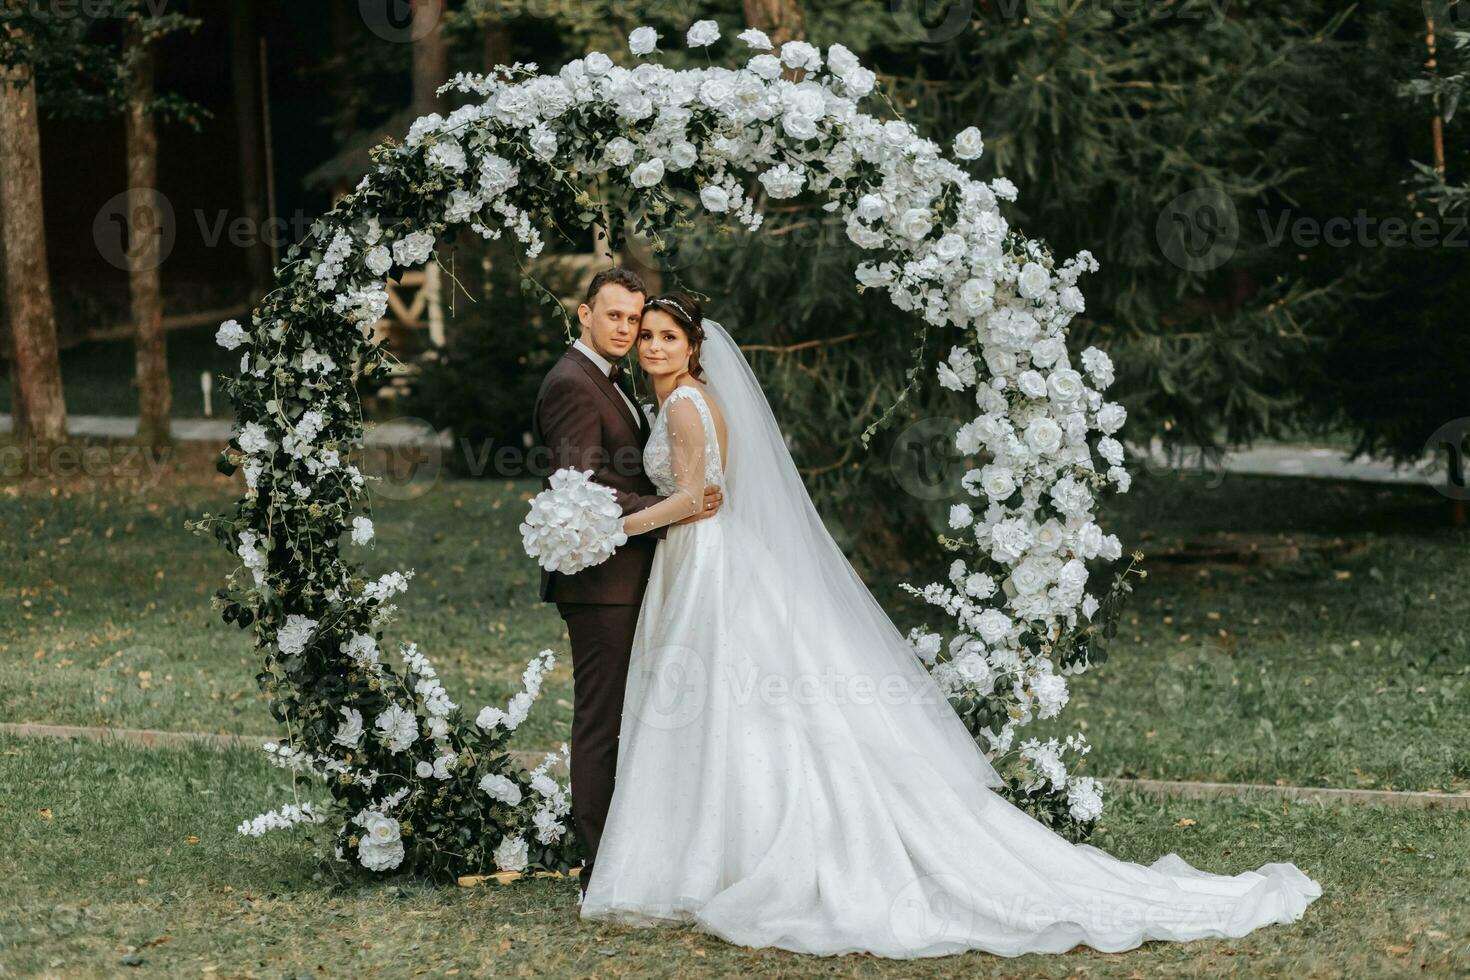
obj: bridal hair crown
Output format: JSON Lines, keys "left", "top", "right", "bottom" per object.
{"left": 647, "top": 296, "right": 694, "bottom": 323}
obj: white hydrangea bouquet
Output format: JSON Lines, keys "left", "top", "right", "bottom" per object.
{"left": 520, "top": 468, "right": 628, "bottom": 574}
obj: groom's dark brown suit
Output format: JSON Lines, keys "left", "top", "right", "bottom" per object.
{"left": 531, "top": 345, "right": 664, "bottom": 893}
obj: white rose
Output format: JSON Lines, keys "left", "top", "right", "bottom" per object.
{"left": 1018, "top": 261, "right": 1051, "bottom": 300}
{"left": 631, "top": 158, "right": 665, "bottom": 188}
{"left": 980, "top": 464, "right": 1016, "bottom": 501}
{"left": 855, "top": 193, "right": 886, "bottom": 222}
{"left": 933, "top": 233, "right": 966, "bottom": 263}
{"left": 976, "top": 609, "right": 1012, "bottom": 644}
{"left": 479, "top": 773, "right": 523, "bottom": 806}
{"left": 1009, "top": 556, "right": 1052, "bottom": 595}
{"left": 584, "top": 52, "right": 613, "bottom": 76}
{"left": 700, "top": 184, "right": 730, "bottom": 213}
{"left": 897, "top": 208, "right": 933, "bottom": 240}
{"left": 738, "top": 27, "right": 772, "bottom": 50}
{"left": 687, "top": 19, "right": 720, "bottom": 48}
{"left": 1017, "top": 370, "right": 1048, "bottom": 399}
{"left": 949, "top": 503, "right": 974, "bottom": 529}
{"left": 392, "top": 231, "right": 435, "bottom": 267}
{"left": 604, "top": 136, "right": 636, "bottom": 167}
{"left": 1096, "top": 402, "right": 1127, "bottom": 435}
{"left": 1024, "top": 417, "right": 1064, "bottom": 455}
{"left": 953, "top": 126, "right": 984, "bottom": 161}
{"left": 964, "top": 573, "right": 996, "bottom": 599}
{"left": 1047, "top": 369, "right": 1085, "bottom": 403}
{"left": 958, "top": 278, "right": 994, "bottom": 316}
{"left": 1082, "top": 346, "right": 1115, "bottom": 388}
{"left": 357, "top": 812, "right": 404, "bottom": 871}
{"left": 780, "top": 40, "right": 822, "bottom": 72}
{"left": 747, "top": 54, "right": 782, "bottom": 80}
{"left": 782, "top": 112, "right": 818, "bottom": 141}
{"left": 669, "top": 142, "right": 698, "bottom": 169}
{"left": 629, "top": 26, "right": 659, "bottom": 56}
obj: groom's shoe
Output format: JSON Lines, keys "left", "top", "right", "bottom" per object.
{"left": 578, "top": 862, "right": 591, "bottom": 899}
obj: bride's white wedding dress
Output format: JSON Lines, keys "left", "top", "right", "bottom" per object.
{"left": 579, "top": 321, "right": 1320, "bottom": 958}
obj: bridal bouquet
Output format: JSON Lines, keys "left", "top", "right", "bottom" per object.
{"left": 521, "top": 468, "right": 627, "bottom": 573}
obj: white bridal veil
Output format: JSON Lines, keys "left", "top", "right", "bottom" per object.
{"left": 696, "top": 318, "right": 1005, "bottom": 792}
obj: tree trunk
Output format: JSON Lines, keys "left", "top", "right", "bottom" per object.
{"left": 327, "top": 0, "right": 358, "bottom": 145}
{"left": 483, "top": 20, "right": 511, "bottom": 73}
{"left": 125, "top": 20, "right": 171, "bottom": 448}
{"left": 0, "top": 59, "right": 68, "bottom": 456}
{"left": 230, "top": 0, "right": 271, "bottom": 299}
{"left": 743, "top": 0, "right": 807, "bottom": 47}
{"left": 411, "top": 0, "right": 447, "bottom": 118}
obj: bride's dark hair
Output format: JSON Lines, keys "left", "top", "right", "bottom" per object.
{"left": 642, "top": 291, "right": 706, "bottom": 380}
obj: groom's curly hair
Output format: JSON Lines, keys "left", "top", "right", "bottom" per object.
{"left": 642, "top": 291, "right": 707, "bottom": 380}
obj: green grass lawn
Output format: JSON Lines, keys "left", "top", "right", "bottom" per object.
{"left": 3, "top": 464, "right": 1464, "bottom": 791}
{"left": 1, "top": 462, "right": 1467, "bottom": 976}
{"left": 3, "top": 735, "right": 1465, "bottom": 978}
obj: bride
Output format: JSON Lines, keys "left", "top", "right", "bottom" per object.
{"left": 579, "top": 290, "right": 1321, "bottom": 958}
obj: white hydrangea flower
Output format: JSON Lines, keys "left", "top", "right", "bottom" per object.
{"left": 493, "top": 835, "right": 529, "bottom": 872}
{"left": 332, "top": 706, "right": 364, "bottom": 749}
{"left": 276, "top": 615, "right": 316, "bottom": 656}
{"left": 1068, "top": 776, "right": 1104, "bottom": 822}
{"left": 520, "top": 468, "right": 629, "bottom": 574}
{"left": 392, "top": 231, "right": 435, "bottom": 267}
{"left": 374, "top": 704, "right": 418, "bottom": 753}
{"left": 215, "top": 319, "right": 246, "bottom": 350}
{"left": 351, "top": 516, "right": 375, "bottom": 546}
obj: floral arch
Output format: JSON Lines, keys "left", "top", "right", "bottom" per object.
{"left": 196, "top": 23, "right": 1135, "bottom": 878}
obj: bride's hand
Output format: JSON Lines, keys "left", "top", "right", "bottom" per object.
{"left": 678, "top": 485, "right": 724, "bottom": 524}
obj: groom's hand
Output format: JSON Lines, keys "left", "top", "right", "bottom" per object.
{"left": 679, "top": 485, "right": 724, "bottom": 524}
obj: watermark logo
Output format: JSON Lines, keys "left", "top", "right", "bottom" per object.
{"left": 625, "top": 190, "right": 716, "bottom": 273}
{"left": 888, "top": 873, "right": 976, "bottom": 953}
{"left": 359, "top": 0, "right": 439, "bottom": 43}
{"left": 1157, "top": 187, "right": 1238, "bottom": 272}
{"left": 359, "top": 416, "right": 444, "bottom": 500}
{"left": 890, "top": 0, "right": 974, "bottom": 43}
{"left": 94, "top": 188, "right": 175, "bottom": 273}
{"left": 626, "top": 642, "right": 709, "bottom": 731}
{"left": 890, "top": 416, "right": 967, "bottom": 500}
{"left": 1424, "top": 417, "right": 1470, "bottom": 500}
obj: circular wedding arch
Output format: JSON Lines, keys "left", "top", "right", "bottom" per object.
{"left": 202, "top": 26, "right": 1133, "bottom": 878}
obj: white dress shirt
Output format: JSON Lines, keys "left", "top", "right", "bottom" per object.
{"left": 573, "top": 339, "right": 641, "bottom": 427}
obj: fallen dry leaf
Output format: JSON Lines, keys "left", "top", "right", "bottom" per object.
{"left": 184, "top": 836, "right": 200, "bottom": 845}
{"left": 1175, "top": 817, "right": 1197, "bottom": 829}
{"left": 38, "top": 808, "right": 53, "bottom": 820}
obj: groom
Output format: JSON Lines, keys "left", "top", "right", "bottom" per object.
{"left": 531, "top": 267, "right": 723, "bottom": 895}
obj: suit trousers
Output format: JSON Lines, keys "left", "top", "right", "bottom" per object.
{"left": 557, "top": 601, "right": 641, "bottom": 892}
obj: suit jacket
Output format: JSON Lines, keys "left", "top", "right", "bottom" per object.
{"left": 531, "top": 346, "right": 666, "bottom": 605}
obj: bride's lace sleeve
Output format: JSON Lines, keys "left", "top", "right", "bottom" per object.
{"left": 623, "top": 395, "right": 706, "bottom": 536}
